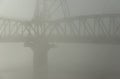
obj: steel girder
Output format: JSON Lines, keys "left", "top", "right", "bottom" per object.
{"left": 0, "top": 14, "right": 120, "bottom": 43}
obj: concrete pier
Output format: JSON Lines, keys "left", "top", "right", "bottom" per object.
{"left": 24, "top": 38, "right": 54, "bottom": 79}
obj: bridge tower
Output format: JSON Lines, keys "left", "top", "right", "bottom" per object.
{"left": 24, "top": 0, "right": 70, "bottom": 79}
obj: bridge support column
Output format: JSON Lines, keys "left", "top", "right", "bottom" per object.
{"left": 24, "top": 39, "right": 54, "bottom": 79}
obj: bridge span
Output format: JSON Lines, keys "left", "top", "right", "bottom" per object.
{"left": 0, "top": 0, "right": 120, "bottom": 79}
{"left": 0, "top": 14, "right": 120, "bottom": 44}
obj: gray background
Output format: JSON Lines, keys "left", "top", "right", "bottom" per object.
{"left": 0, "top": 0, "right": 120, "bottom": 79}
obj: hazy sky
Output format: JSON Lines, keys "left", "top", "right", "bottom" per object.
{"left": 68, "top": 0, "right": 120, "bottom": 15}
{"left": 0, "top": 0, "right": 120, "bottom": 79}
{"left": 0, "top": 0, "right": 120, "bottom": 19}
{"left": 0, "top": 0, "right": 120, "bottom": 69}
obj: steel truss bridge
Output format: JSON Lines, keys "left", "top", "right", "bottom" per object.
{"left": 0, "top": 0, "right": 120, "bottom": 79}
{"left": 0, "top": 14, "right": 120, "bottom": 44}
{"left": 0, "top": 0, "right": 119, "bottom": 44}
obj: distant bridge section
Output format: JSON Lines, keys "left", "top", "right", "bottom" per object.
{"left": 0, "top": 14, "right": 120, "bottom": 43}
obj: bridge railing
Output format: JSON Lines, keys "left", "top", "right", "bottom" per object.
{"left": 0, "top": 14, "right": 120, "bottom": 42}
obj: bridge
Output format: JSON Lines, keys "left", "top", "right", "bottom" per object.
{"left": 0, "top": 14, "right": 120, "bottom": 44}
{"left": 0, "top": 0, "right": 120, "bottom": 79}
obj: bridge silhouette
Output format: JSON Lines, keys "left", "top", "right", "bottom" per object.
{"left": 0, "top": 14, "right": 120, "bottom": 44}
{"left": 0, "top": 0, "right": 120, "bottom": 79}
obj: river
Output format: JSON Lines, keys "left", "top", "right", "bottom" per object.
{"left": 0, "top": 43, "right": 119, "bottom": 79}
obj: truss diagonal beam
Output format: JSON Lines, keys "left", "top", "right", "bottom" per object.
{"left": 0, "top": 14, "right": 120, "bottom": 43}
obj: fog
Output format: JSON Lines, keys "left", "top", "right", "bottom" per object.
{"left": 0, "top": 0, "right": 120, "bottom": 79}
{"left": 0, "top": 43, "right": 120, "bottom": 79}
{"left": 0, "top": 0, "right": 120, "bottom": 18}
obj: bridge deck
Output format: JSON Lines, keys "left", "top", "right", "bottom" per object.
{"left": 0, "top": 14, "right": 120, "bottom": 44}
{"left": 0, "top": 35, "right": 120, "bottom": 44}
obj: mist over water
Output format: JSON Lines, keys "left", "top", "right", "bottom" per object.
{"left": 0, "top": 43, "right": 120, "bottom": 79}
{"left": 0, "top": 0, "right": 120, "bottom": 79}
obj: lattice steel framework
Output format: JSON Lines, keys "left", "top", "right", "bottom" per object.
{"left": 0, "top": 0, "right": 119, "bottom": 43}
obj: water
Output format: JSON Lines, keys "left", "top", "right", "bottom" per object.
{"left": 0, "top": 43, "right": 120, "bottom": 79}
